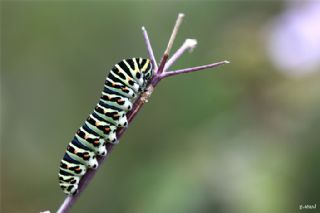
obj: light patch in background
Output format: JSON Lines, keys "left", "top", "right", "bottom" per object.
{"left": 265, "top": 1, "right": 320, "bottom": 76}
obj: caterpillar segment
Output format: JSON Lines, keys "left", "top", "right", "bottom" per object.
{"left": 100, "top": 92, "right": 132, "bottom": 111}
{"left": 60, "top": 182, "right": 78, "bottom": 195}
{"left": 58, "top": 169, "right": 81, "bottom": 195}
{"left": 85, "top": 114, "right": 118, "bottom": 144}
{"left": 94, "top": 102, "right": 128, "bottom": 127}
{"left": 66, "top": 142, "right": 98, "bottom": 169}
{"left": 75, "top": 126, "right": 107, "bottom": 156}
{"left": 104, "top": 80, "right": 137, "bottom": 99}
{"left": 108, "top": 67, "right": 141, "bottom": 93}
{"left": 59, "top": 171, "right": 80, "bottom": 185}
{"left": 121, "top": 59, "right": 144, "bottom": 87}
{"left": 60, "top": 159, "right": 87, "bottom": 176}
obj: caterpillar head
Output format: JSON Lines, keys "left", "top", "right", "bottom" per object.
{"left": 142, "top": 59, "right": 153, "bottom": 81}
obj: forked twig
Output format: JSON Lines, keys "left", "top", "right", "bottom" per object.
{"left": 54, "top": 13, "right": 229, "bottom": 213}
{"left": 164, "top": 38, "right": 198, "bottom": 71}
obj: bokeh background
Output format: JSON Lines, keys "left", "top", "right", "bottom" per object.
{"left": 1, "top": 1, "right": 320, "bottom": 213}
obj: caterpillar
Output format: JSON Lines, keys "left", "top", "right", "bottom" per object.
{"left": 59, "top": 58, "right": 153, "bottom": 195}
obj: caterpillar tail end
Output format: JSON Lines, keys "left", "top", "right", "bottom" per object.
{"left": 60, "top": 182, "right": 79, "bottom": 195}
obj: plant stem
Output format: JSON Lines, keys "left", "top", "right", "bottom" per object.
{"left": 165, "top": 13, "right": 185, "bottom": 57}
{"left": 157, "top": 13, "right": 184, "bottom": 74}
{"left": 160, "top": 60, "right": 230, "bottom": 79}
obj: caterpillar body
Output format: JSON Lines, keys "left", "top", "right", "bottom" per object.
{"left": 59, "top": 58, "right": 153, "bottom": 195}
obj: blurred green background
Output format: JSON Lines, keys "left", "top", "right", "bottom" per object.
{"left": 1, "top": 1, "right": 320, "bottom": 213}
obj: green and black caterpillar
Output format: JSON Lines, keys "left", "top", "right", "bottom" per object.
{"left": 59, "top": 58, "right": 153, "bottom": 195}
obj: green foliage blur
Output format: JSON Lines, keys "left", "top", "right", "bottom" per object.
{"left": 1, "top": 1, "right": 319, "bottom": 213}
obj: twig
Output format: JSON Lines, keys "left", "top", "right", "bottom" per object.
{"left": 164, "top": 39, "right": 197, "bottom": 71}
{"left": 142, "top": 26, "right": 158, "bottom": 71}
{"left": 157, "top": 13, "right": 184, "bottom": 74}
{"left": 54, "top": 14, "right": 229, "bottom": 213}
{"left": 161, "top": 60, "right": 230, "bottom": 79}
{"left": 165, "top": 13, "right": 184, "bottom": 57}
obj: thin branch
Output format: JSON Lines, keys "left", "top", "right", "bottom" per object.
{"left": 54, "top": 14, "right": 229, "bottom": 213}
{"left": 142, "top": 26, "right": 158, "bottom": 71}
{"left": 57, "top": 197, "right": 72, "bottom": 213}
{"left": 165, "top": 13, "right": 184, "bottom": 56}
{"left": 157, "top": 13, "right": 184, "bottom": 74}
{"left": 161, "top": 61, "right": 230, "bottom": 79}
{"left": 164, "top": 39, "right": 197, "bottom": 71}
